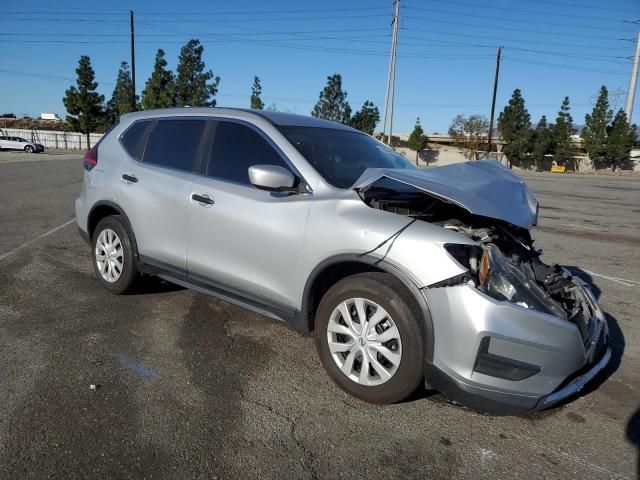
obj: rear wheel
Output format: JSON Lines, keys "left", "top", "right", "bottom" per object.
{"left": 24, "top": 145, "right": 34, "bottom": 153}
{"left": 91, "top": 215, "right": 138, "bottom": 294}
{"left": 315, "top": 272, "right": 424, "bottom": 404}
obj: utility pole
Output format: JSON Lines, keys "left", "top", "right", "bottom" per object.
{"left": 130, "top": 10, "right": 137, "bottom": 111}
{"left": 624, "top": 30, "right": 640, "bottom": 123}
{"left": 381, "top": 0, "right": 400, "bottom": 145}
{"left": 487, "top": 46, "right": 502, "bottom": 150}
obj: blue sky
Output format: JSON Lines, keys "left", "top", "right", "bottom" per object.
{"left": 1, "top": 0, "right": 639, "bottom": 133}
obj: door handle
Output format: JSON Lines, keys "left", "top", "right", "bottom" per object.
{"left": 121, "top": 173, "right": 138, "bottom": 184}
{"left": 191, "top": 193, "right": 215, "bottom": 206}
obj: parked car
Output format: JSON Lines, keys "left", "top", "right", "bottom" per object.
{"left": 75, "top": 108, "right": 610, "bottom": 412}
{"left": 0, "top": 136, "right": 44, "bottom": 153}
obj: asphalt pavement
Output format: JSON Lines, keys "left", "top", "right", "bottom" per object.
{"left": 0, "top": 152, "right": 638, "bottom": 479}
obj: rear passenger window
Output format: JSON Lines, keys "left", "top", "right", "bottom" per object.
{"left": 143, "top": 119, "right": 207, "bottom": 172}
{"left": 121, "top": 121, "right": 151, "bottom": 160}
{"left": 207, "top": 121, "right": 290, "bottom": 185}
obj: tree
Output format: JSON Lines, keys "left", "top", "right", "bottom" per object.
{"left": 349, "top": 100, "right": 379, "bottom": 135}
{"left": 311, "top": 73, "right": 351, "bottom": 124}
{"left": 581, "top": 86, "right": 612, "bottom": 164}
{"left": 606, "top": 110, "right": 637, "bottom": 171}
{"left": 106, "top": 61, "right": 135, "bottom": 125}
{"left": 530, "top": 116, "right": 554, "bottom": 170}
{"left": 141, "top": 49, "right": 176, "bottom": 110}
{"left": 407, "top": 117, "right": 428, "bottom": 165}
{"left": 0, "top": 113, "right": 16, "bottom": 118}
{"left": 448, "top": 114, "right": 489, "bottom": 160}
{"left": 176, "top": 39, "right": 220, "bottom": 107}
{"left": 250, "top": 76, "right": 264, "bottom": 110}
{"left": 63, "top": 55, "right": 105, "bottom": 146}
{"left": 552, "top": 96, "right": 575, "bottom": 166}
{"left": 498, "top": 89, "right": 531, "bottom": 168}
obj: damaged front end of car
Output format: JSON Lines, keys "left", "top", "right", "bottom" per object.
{"left": 354, "top": 161, "right": 611, "bottom": 412}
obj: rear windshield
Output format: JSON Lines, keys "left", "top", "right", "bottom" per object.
{"left": 278, "top": 126, "right": 415, "bottom": 189}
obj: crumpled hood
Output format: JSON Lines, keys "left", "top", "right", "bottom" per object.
{"left": 352, "top": 160, "right": 539, "bottom": 229}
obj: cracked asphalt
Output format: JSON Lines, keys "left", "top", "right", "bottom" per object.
{"left": 0, "top": 152, "right": 638, "bottom": 479}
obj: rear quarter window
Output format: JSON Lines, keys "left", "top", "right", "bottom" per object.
{"left": 120, "top": 120, "right": 152, "bottom": 160}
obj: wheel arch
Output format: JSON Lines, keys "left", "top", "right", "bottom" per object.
{"left": 301, "top": 254, "right": 435, "bottom": 362}
{"left": 87, "top": 201, "right": 139, "bottom": 259}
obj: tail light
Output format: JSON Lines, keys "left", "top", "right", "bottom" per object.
{"left": 83, "top": 145, "right": 98, "bottom": 171}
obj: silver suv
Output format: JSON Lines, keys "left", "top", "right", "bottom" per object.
{"left": 76, "top": 108, "right": 610, "bottom": 412}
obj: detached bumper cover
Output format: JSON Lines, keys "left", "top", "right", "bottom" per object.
{"left": 537, "top": 347, "right": 611, "bottom": 409}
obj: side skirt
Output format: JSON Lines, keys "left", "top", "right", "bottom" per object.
{"left": 138, "top": 256, "right": 308, "bottom": 331}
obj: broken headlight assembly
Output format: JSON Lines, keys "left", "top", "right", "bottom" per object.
{"left": 478, "top": 244, "right": 565, "bottom": 318}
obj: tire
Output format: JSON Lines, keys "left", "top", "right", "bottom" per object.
{"left": 24, "top": 145, "right": 34, "bottom": 153}
{"left": 91, "top": 215, "right": 138, "bottom": 294}
{"left": 315, "top": 272, "right": 425, "bottom": 404}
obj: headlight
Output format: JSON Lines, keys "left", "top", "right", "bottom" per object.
{"left": 479, "top": 245, "right": 562, "bottom": 317}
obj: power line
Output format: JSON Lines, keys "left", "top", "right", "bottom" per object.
{"left": 404, "top": 6, "right": 629, "bottom": 33}
{"left": 0, "top": 27, "right": 392, "bottom": 37}
{"left": 0, "top": 68, "right": 115, "bottom": 85}
{"left": 518, "top": 0, "right": 640, "bottom": 15}
{"left": 1, "top": 28, "right": 629, "bottom": 65}
{"left": 401, "top": 28, "right": 627, "bottom": 52}
{"left": 504, "top": 57, "right": 630, "bottom": 76}
{"left": 0, "top": 13, "right": 392, "bottom": 23}
{"left": 1, "top": 6, "right": 389, "bottom": 16}
{"left": 399, "top": 36, "right": 630, "bottom": 63}
{"left": 404, "top": 15, "right": 624, "bottom": 42}
{"left": 405, "top": 0, "right": 630, "bottom": 24}
{"left": 0, "top": 67, "right": 632, "bottom": 113}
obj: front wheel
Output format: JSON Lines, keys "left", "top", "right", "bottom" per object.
{"left": 315, "top": 272, "right": 425, "bottom": 404}
{"left": 24, "top": 145, "right": 34, "bottom": 153}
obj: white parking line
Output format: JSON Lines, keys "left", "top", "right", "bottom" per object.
{"left": 580, "top": 269, "right": 640, "bottom": 287}
{"left": 0, "top": 219, "right": 76, "bottom": 262}
{"left": 566, "top": 223, "right": 605, "bottom": 232}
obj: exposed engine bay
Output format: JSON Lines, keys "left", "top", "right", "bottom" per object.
{"left": 359, "top": 177, "right": 597, "bottom": 343}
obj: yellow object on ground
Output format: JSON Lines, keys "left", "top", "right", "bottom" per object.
{"left": 550, "top": 165, "right": 566, "bottom": 173}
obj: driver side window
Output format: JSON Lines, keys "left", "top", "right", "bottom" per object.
{"left": 206, "top": 121, "right": 290, "bottom": 185}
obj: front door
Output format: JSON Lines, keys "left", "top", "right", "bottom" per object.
{"left": 186, "top": 120, "right": 309, "bottom": 310}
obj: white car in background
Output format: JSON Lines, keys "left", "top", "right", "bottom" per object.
{"left": 0, "top": 136, "right": 45, "bottom": 153}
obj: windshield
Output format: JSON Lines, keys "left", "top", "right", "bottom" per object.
{"left": 278, "top": 126, "right": 416, "bottom": 189}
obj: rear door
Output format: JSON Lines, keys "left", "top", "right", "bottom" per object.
{"left": 186, "top": 119, "right": 309, "bottom": 310}
{"left": 114, "top": 117, "right": 212, "bottom": 272}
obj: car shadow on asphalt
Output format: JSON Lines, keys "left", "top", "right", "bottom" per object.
{"left": 627, "top": 406, "right": 640, "bottom": 478}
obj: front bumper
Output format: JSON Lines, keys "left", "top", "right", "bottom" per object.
{"left": 537, "top": 346, "right": 611, "bottom": 409}
{"left": 423, "top": 281, "right": 609, "bottom": 413}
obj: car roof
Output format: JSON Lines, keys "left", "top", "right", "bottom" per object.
{"left": 120, "top": 107, "right": 359, "bottom": 132}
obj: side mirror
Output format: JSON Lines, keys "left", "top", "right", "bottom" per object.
{"left": 248, "top": 165, "right": 297, "bottom": 192}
